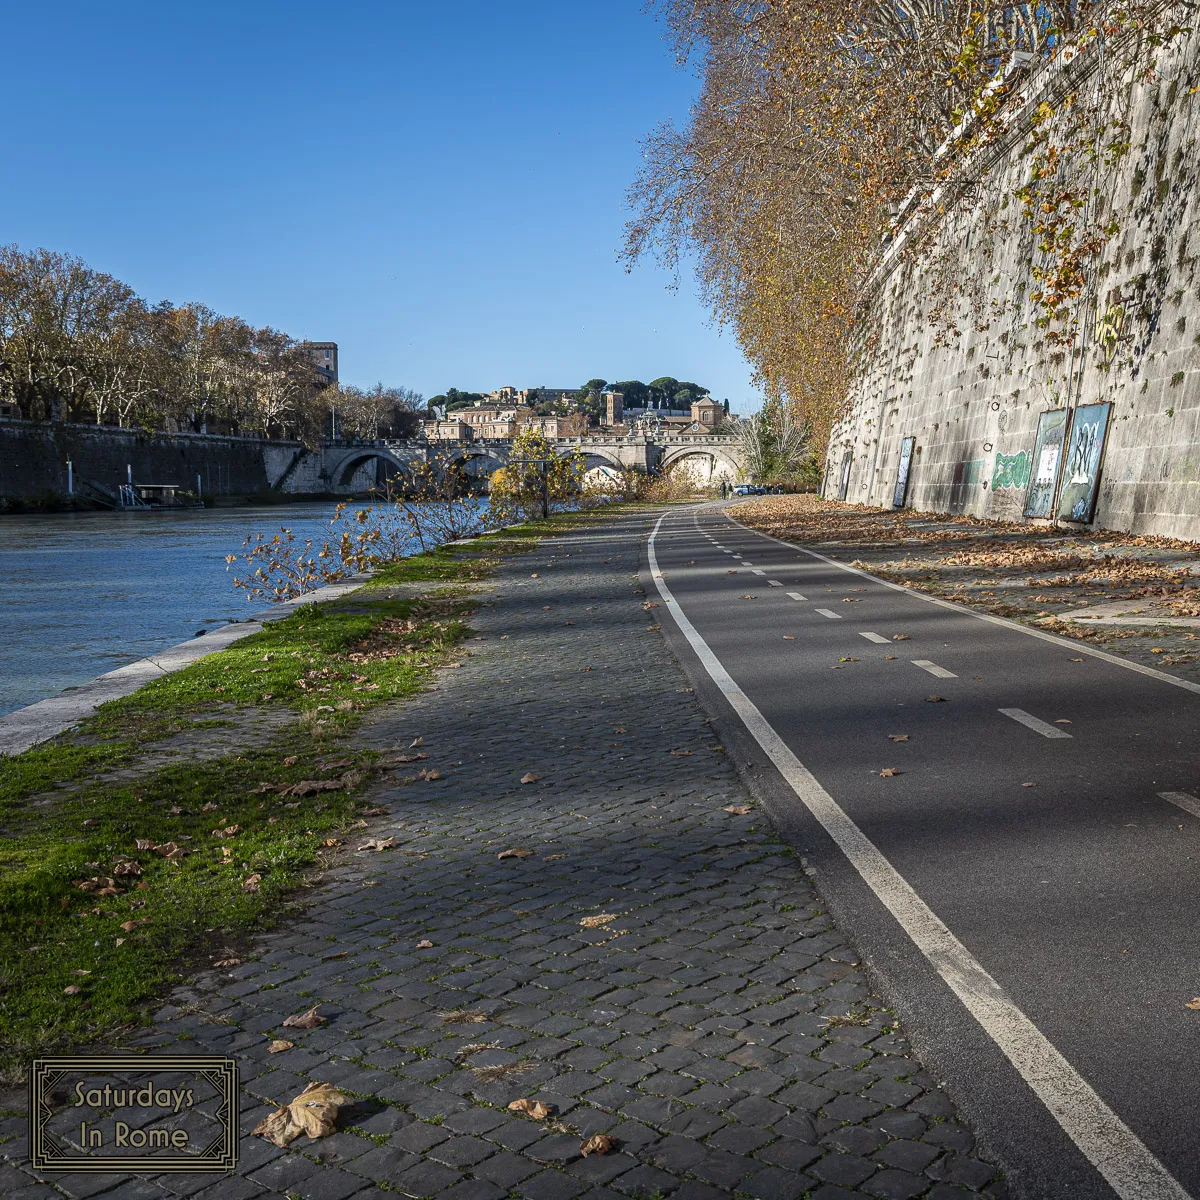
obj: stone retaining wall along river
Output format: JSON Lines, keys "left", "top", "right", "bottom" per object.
{"left": 827, "top": 16, "right": 1200, "bottom": 539}
{"left": 0, "top": 417, "right": 300, "bottom": 503}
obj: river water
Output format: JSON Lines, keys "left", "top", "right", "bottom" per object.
{"left": 0, "top": 503, "right": 394, "bottom": 718}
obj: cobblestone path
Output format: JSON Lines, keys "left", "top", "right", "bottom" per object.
{"left": 3, "top": 508, "right": 1004, "bottom": 1200}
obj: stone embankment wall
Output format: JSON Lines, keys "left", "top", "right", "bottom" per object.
{"left": 0, "top": 419, "right": 302, "bottom": 501}
{"left": 826, "top": 18, "right": 1200, "bottom": 540}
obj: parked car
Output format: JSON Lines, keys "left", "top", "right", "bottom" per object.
{"left": 733, "top": 484, "right": 759, "bottom": 495}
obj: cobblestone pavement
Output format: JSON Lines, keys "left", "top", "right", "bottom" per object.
{"left": 2, "top": 507, "right": 1005, "bottom": 1200}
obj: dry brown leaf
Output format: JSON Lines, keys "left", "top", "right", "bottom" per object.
{"left": 782, "top": 635, "right": 795, "bottom": 640}
{"left": 925, "top": 696, "right": 947, "bottom": 703}
{"left": 669, "top": 749, "right": 692, "bottom": 756}
{"left": 134, "top": 838, "right": 156, "bottom": 851}
{"left": 1022, "top": 782, "right": 1037, "bottom": 788}
{"left": 497, "top": 848, "right": 533, "bottom": 860}
{"left": 410, "top": 736, "right": 424, "bottom": 748}
{"left": 580, "top": 1134, "right": 617, "bottom": 1156}
{"left": 893, "top": 634, "right": 911, "bottom": 640}
{"left": 268, "top": 1039, "right": 294, "bottom": 1053}
{"left": 391, "top": 752, "right": 429, "bottom": 764}
{"left": 112, "top": 860, "right": 142, "bottom": 877}
{"left": 888, "top": 734, "right": 910, "bottom": 742}
{"left": 544, "top": 853, "right": 567, "bottom": 861}
{"left": 613, "top": 727, "right": 627, "bottom": 733}
{"left": 1186, "top": 998, "right": 1200, "bottom": 1011}
{"left": 200, "top": 802, "right": 220, "bottom": 812}
{"left": 252, "top": 1081, "right": 351, "bottom": 1146}
{"left": 120, "top": 918, "right": 150, "bottom": 933}
{"left": 168, "top": 806, "right": 183, "bottom": 815}
{"left": 283, "top": 1006, "right": 326, "bottom": 1029}
{"left": 357, "top": 837, "right": 396, "bottom": 852}
{"left": 1070, "top": 657, "right": 1085, "bottom": 662}
{"left": 742, "top": 594, "right": 757, "bottom": 600}
{"left": 321, "top": 951, "right": 348, "bottom": 961}
{"left": 724, "top": 804, "right": 753, "bottom": 816}
{"left": 1055, "top": 719, "right": 1073, "bottom": 724}
{"left": 282, "top": 756, "right": 298, "bottom": 767}
{"left": 212, "top": 825, "right": 241, "bottom": 838}
{"left": 213, "top": 957, "right": 241, "bottom": 968}
{"left": 838, "top": 657, "right": 858, "bottom": 663}
{"left": 71, "top": 969, "right": 91, "bottom": 975}
{"left": 416, "top": 939, "right": 434, "bottom": 949}
{"left": 579, "top": 913, "right": 617, "bottom": 928}
{"left": 425, "top": 769, "right": 442, "bottom": 781}
{"left": 879, "top": 767, "right": 902, "bottom": 777}
{"left": 242, "top": 873, "right": 262, "bottom": 892}
{"left": 63, "top": 985, "right": 82, "bottom": 996}
{"left": 507, "top": 1098, "right": 552, "bottom": 1120}
{"left": 520, "top": 772, "right": 539, "bottom": 784}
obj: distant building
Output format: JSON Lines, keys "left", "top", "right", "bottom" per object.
{"left": 602, "top": 391, "right": 623, "bottom": 427}
{"left": 303, "top": 342, "right": 339, "bottom": 387}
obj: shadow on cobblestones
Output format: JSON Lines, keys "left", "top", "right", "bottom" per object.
{"left": 1, "top": 509, "right": 1004, "bottom": 1200}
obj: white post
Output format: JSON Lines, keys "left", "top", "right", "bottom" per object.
{"left": 196, "top": 473, "right": 202, "bottom": 496}
{"left": 127, "top": 463, "right": 132, "bottom": 484}
{"left": 66, "top": 459, "right": 73, "bottom": 494}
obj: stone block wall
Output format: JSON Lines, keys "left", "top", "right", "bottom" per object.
{"left": 826, "top": 17, "right": 1200, "bottom": 540}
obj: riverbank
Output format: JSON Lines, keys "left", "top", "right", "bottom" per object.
{"left": 0, "top": 501, "right": 1000, "bottom": 1200}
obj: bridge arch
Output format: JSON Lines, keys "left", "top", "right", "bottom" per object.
{"left": 658, "top": 444, "right": 742, "bottom": 484}
{"left": 329, "top": 449, "right": 410, "bottom": 490}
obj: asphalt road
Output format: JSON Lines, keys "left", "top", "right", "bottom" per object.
{"left": 647, "top": 503, "right": 1200, "bottom": 1200}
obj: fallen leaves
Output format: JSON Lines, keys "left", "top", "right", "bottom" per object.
{"left": 63, "top": 984, "right": 82, "bottom": 996}
{"left": 357, "top": 837, "right": 396, "bottom": 852}
{"left": 416, "top": 939, "right": 434, "bottom": 949}
{"left": 508, "top": 1098, "right": 552, "bottom": 1120}
{"left": 1186, "top": 998, "right": 1200, "bottom": 1011}
{"left": 579, "top": 914, "right": 618, "bottom": 928}
{"left": 782, "top": 634, "right": 795, "bottom": 640}
{"left": 888, "top": 734, "right": 910, "bottom": 742}
{"left": 134, "top": 839, "right": 190, "bottom": 859}
{"left": 893, "top": 634, "right": 911, "bottom": 640}
{"left": 252, "top": 1081, "right": 351, "bottom": 1147}
{"left": 213, "top": 957, "right": 242, "bottom": 968}
{"left": 879, "top": 767, "right": 902, "bottom": 777}
{"left": 283, "top": 1006, "right": 326, "bottom": 1029}
{"left": 242, "top": 873, "right": 262, "bottom": 892}
{"left": 120, "top": 918, "right": 150, "bottom": 933}
{"left": 925, "top": 695, "right": 947, "bottom": 703}
{"left": 75, "top": 876, "right": 120, "bottom": 896}
{"left": 497, "top": 848, "right": 533, "bottom": 860}
{"left": 268, "top": 1039, "right": 294, "bottom": 1053}
{"left": 580, "top": 1134, "right": 617, "bottom": 1156}
{"left": 520, "top": 772, "right": 539, "bottom": 784}
{"left": 724, "top": 804, "right": 753, "bottom": 816}
{"left": 838, "top": 657, "right": 858, "bottom": 663}
{"left": 741, "top": 594, "right": 757, "bottom": 600}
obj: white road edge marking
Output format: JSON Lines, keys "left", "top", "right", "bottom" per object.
{"left": 814, "top": 608, "right": 842, "bottom": 620}
{"left": 998, "top": 707, "right": 1073, "bottom": 739}
{"left": 653, "top": 512, "right": 1189, "bottom": 1200}
{"left": 752, "top": 569, "right": 766, "bottom": 576}
{"left": 787, "top": 592, "right": 807, "bottom": 601}
{"left": 860, "top": 632, "right": 890, "bottom": 644}
{"left": 913, "top": 659, "right": 957, "bottom": 679}
{"left": 1158, "top": 791, "right": 1200, "bottom": 820}
{"left": 768, "top": 580, "right": 783, "bottom": 587}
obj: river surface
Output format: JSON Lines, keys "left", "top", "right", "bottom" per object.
{"left": 0, "top": 503, "right": 411, "bottom": 718}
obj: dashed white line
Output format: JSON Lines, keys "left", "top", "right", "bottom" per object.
{"left": 859, "top": 632, "right": 890, "bottom": 644}
{"left": 768, "top": 580, "right": 782, "bottom": 587}
{"left": 815, "top": 609, "right": 842, "bottom": 620}
{"left": 999, "top": 708, "right": 1073, "bottom": 739}
{"left": 650, "top": 513, "right": 1190, "bottom": 1200}
{"left": 912, "top": 659, "right": 957, "bottom": 679}
{"left": 1159, "top": 791, "right": 1200, "bottom": 820}
{"left": 752, "top": 569, "right": 766, "bottom": 576}
{"left": 787, "top": 592, "right": 807, "bottom": 601}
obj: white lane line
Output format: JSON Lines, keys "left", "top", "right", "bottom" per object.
{"left": 724, "top": 550, "right": 734, "bottom": 554}
{"left": 912, "top": 659, "right": 957, "bottom": 679}
{"left": 768, "top": 580, "right": 783, "bottom": 587}
{"left": 752, "top": 569, "right": 766, "bottom": 576}
{"left": 787, "top": 592, "right": 807, "bottom": 601}
{"left": 860, "top": 632, "right": 890, "bottom": 644}
{"left": 722, "top": 509, "right": 1200, "bottom": 700}
{"left": 1159, "top": 792, "right": 1200, "bottom": 820}
{"left": 999, "top": 708, "right": 1073, "bottom": 739}
{"left": 815, "top": 609, "right": 842, "bottom": 620}
{"left": 650, "top": 514, "right": 1190, "bottom": 1200}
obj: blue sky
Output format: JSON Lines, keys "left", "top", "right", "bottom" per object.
{"left": 2, "top": 1, "right": 760, "bottom": 412}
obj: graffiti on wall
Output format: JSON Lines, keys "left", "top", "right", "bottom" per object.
{"left": 991, "top": 449, "right": 1031, "bottom": 491}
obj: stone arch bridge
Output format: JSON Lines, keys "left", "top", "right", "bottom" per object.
{"left": 278, "top": 434, "right": 744, "bottom": 494}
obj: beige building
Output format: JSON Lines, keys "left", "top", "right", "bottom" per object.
{"left": 302, "top": 342, "right": 338, "bottom": 387}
